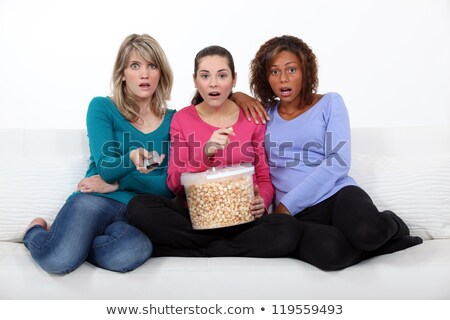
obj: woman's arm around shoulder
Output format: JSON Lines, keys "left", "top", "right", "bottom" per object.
{"left": 231, "top": 92, "right": 270, "bottom": 125}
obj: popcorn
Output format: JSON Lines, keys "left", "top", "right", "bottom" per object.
{"left": 181, "top": 164, "right": 255, "bottom": 229}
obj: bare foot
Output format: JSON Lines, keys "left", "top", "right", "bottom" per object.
{"left": 28, "top": 218, "right": 48, "bottom": 231}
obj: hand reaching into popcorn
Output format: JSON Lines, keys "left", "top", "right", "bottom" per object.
{"left": 204, "top": 127, "right": 235, "bottom": 157}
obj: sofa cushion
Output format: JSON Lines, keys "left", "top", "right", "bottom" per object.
{"left": 350, "top": 153, "right": 450, "bottom": 240}
{"left": 0, "top": 156, "right": 89, "bottom": 242}
{"left": 0, "top": 127, "right": 449, "bottom": 243}
{"left": 1, "top": 239, "right": 450, "bottom": 299}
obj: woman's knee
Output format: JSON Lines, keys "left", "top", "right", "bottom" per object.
{"left": 306, "top": 242, "right": 355, "bottom": 271}
{"left": 349, "top": 225, "right": 386, "bottom": 251}
{"left": 101, "top": 236, "right": 152, "bottom": 273}
{"left": 35, "top": 245, "right": 88, "bottom": 274}
{"left": 343, "top": 215, "right": 394, "bottom": 251}
{"left": 262, "top": 213, "right": 301, "bottom": 254}
{"left": 293, "top": 229, "right": 360, "bottom": 271}
{"left": 25, "top": 221, "right": 92, "bottom": 274}
{"left": 89, "top": 222, "right": 153, "bottom": 272}
{"left": 316, "top": 242, "right": 353, "bottom": 271}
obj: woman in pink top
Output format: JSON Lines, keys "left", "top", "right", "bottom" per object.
{"left": 127, "top": 45, "right": 299, "bottom": 257}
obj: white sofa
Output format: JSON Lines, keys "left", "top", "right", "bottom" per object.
{"left": 1, "top": 126, "right": 449, "bottom": 300}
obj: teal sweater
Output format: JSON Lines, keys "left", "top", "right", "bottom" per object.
{"left": 72, "top": 96, "right": 174, "bottom": 204}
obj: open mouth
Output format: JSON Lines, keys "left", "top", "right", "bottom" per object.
{"left": 280, "top": 87, "right": 292, "bottom": 96}
{"left": 140, "top": 83, "right": 150, "bottom": 88}
{"left": 209, "top": 92, "right": 220, "bottom": 97}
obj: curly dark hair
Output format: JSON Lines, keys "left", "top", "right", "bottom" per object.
{"left": 249, "top": 35, "right": 318, "bottom": 107}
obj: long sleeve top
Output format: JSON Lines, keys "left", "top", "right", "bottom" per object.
{"left": 264, "top": 92, "right": 357, "bottom": 215}
{"left": 72, "top": 96, "right": 174, "bottom": 204}
{"left": 167, "top": 104, "right": 274, "bottom": 209}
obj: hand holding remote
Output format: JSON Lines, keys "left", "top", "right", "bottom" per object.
{"left": 130, "top": 148, "right": 165, "bottom": 173}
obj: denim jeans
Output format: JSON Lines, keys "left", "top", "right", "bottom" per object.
{"left": 23, "top": 193, "right": 152, "bottom": 274}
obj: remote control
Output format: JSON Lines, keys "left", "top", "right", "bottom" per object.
{"left": 144, "top": 152, "right": 161, "bottom": 169}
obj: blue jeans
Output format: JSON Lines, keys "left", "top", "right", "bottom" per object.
{"left": 23, "top": 193, "right": 152, "bottom": 274}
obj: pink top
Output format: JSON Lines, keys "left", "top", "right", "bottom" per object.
{"left": 167, "top": 104, "right": 274, "bottom": 209}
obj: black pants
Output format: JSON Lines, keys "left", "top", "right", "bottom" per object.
{"left": 127, "top": 194, "right": 301, "bottom": 258}
{"left": 289, "top": 185, "right": 403, "bottom": 271}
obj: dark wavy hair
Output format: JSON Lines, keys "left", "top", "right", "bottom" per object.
{"left": 249, "top": 35, "right": 318, "bottom": 107}
{"left": 191, "top": 45, "right": 236, "bottom": 105}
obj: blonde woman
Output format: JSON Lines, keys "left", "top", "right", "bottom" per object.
{"left": 23, "top": 34, "right": 175, "bottom": 273}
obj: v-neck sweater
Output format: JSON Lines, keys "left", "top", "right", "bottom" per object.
{"left": 265, "top": 92, "right": 357, "bottom": 215}
{"left": 70, "top": 96, "right": 174, "bottom": 204}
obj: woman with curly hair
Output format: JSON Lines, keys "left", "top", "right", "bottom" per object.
{"left": 234, "top": 35, "right": 422, "bottom": 270}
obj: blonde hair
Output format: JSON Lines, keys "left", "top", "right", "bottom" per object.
{"left": 111, "top": 34, "right": 173, "bottom": 121}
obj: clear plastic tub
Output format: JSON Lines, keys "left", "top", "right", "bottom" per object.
{"left": 181, "top": 164, "right": 255, "bottom": 229}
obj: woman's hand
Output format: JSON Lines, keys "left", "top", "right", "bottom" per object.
{"left": 274, "top": 202, "right": 292, "bottom": 215}
{"left": 77, "top": 175, "right": 118, "bottom": 194}
{"left": 232, "top": 92, "right": 270, "bottom": 125}
{"left": 130, "top": 148, "right": 165, "bottom": 174}
{"left": 204, "top": 127, "right": 236, "bottom": 157}
{"left": 250, "top": 185, "right": 265, "bottom": 219}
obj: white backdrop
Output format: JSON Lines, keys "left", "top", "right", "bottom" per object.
{"left": 0, "top": 0, "right": 449, "bottom": 129}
